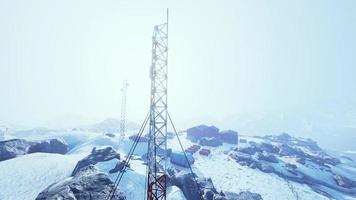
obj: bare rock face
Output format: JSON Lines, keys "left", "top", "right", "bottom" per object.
{"left": 72, "top": 147, "right": 120, "bottom": 176}
{"left": 0, "top": 138, "right": 69, "bottom": 161}
{"left": 0, "top": 139, "right": 35, "bottom": 161}
{"left": 170, "top": 172, "right": 263, "bottom": 200}
{"left": 28, "top": 138, "right": 68, "bottom": 154}
{"left": 36, "top": 165, "right": 126, "bottom": 200}
{"left": 334, "top": 175, "right": 356, "bottom": 188}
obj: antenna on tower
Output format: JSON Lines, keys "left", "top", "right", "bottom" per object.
{"left": 120, "top": 80, "right": 129, "bottom": 137}
{"left": 146, "top": 9, "right": 169, "bottom": 200}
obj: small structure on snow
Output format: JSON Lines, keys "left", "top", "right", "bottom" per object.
{"left": 199, "top": 137, "right": 222, "bottom": 147}
{"left": 199, "top": 148, "right": 211, "bottom": 156}
{"left": 187, "top": 124, "right": 219, "bottom": 140}
{"left": 170, "top": 152, "right": 195, "bottom": 168}
{"left": 185, "top": 145, "right": 201, "bottom": 154}
{"left": 219, "top": 130, "right": 238, "bottom": 144}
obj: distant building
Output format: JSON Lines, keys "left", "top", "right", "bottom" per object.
{"left": 199, "top": 148, "right": 211, "bottom": 156}
{"left": 186, "top": 124, "right": 219, "bottom": 139}
{"left": 199, "top": 137, "right": 223, "bottom": 147}
{"left": 219, "top": 130, "right": 238, "bottom": 144}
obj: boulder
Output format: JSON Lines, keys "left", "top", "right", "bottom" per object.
{"left": 334, "top": 175, "right": 356, "bottom": 188}
{"left": 105, "top": 133, "right": 116, "bottom": 138}
{"left": 170, "top": 172, "right": 263, "bottom": 200}
{"left": 28, "top": 138, "right": 68, "bottom": 154}
{"left": 238, "top": 146, "right": 257, "bottom": 155}
{"left": 258, "top": 163, "right": 274, "bottom": 173}
{"left": 229, "top": 152, "right": 252, "bottom": 162}
{"left": 170, "top": 172, "right": 217, "bottom": 200}
{"left": 36, "top": 165, "right": 126, "bottom": 200}
{"left": 278, "top": 144, "right": 301, "bottom": 157}
{"left": 109, "top": 161, "right": 130, "bottom": 174}
{"left": 257, "top": 142, "right": 279, "bottom": 154}
{"left": 296, "top": 156, "right": 306, "bottom": 165}
{"left": 237, "top": 191, "right": 263, "bottom": 200}
{"left": 256, "top": 152, "right": 279, "bottom": 163}
{"left": 72, "top": 147, "right": 120, "bottom": 176}
{"left": 199, "top": 137, "right": 222, "bottom": 147}
{"left": 0, "top": 139, "right": 35, "bottom": 161}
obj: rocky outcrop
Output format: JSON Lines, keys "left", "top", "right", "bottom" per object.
{"left": 223, "top": 191, "right": 263, "bottom": 200}
{"left": 334, "top": 175, "right": 356, "bottom": 188}
{"left": 36, "top": 165, "right": 126, "bottom": 200}
{"left": 170, "top": 172, "right": 263, "bottom": 200}
{"left": 72, "top": 147, "right": 120, "bottom": 176}
{"left": 28, "top": 138, "right": 68, "bottom": 154}
{"left": 0, "top": 138, "right": 68, "bottom": 161}
{"left": 0, "top": 139, "right": 35, "bottom": 161}
{"left": 109, "top": 161, "right": 130, "bottom": 174}
{"left": 256, "top": 152, "right": 278, "bottom": 163}
{"left": 229, "top": 151, "right": 254, "bottom": 166}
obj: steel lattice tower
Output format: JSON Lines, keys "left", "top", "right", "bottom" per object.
{"left": 147, "top": 10, "right": 169, "bottom": 200}
{"left": 120, "top": 80, "right": 128, "bottom": 137}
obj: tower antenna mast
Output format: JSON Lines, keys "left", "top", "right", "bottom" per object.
{"left": 147, "top": 8, "right": 169, "bottom": 200}
{"left": 120, "top": 80, "right": 128, "bottom": 137}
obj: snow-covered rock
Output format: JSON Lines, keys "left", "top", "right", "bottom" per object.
{"left": 0, "top": 138, "right": 68, "bottom": 161}
{"left": 0, "top": 139, "right": 34, "bottom": 161}
{"left": 36, "top": 165, "right": 126, "bottom": 200}
{"left": 28, "top": 138, "right": 68, "bottom": 154}
{"left": 72, "top": 146, "right": 120, "bottom": 176}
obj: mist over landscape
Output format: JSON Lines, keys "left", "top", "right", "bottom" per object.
{"left": 0, "top": 1, "right": 356, "bottom": 200}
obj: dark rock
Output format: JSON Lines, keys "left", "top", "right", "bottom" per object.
{"left": 238, "top": 146, "right": 257, "bottom": 155}
{"left": 229, "top": 151, "right": 253, "bottom": 166}
{"left": 334, "top": 175, "right": 356, "bottom": 188}
{"left": 323, "top": 155, "right": 341, "bottom": 166}
{"left": 72, "top": 147, "right": 120, "bottom": 176}
{"left": 256, "top": 152, "right": 278, "bottom": 163}
{"left": 129, "top": 135, "right": 149, "bottom": 142}
{"left": 237, "top": 191, "right": 263, "bottom": 200}
{"left": 170, "top": 172, "right": 263, "bottom": 200}
{"left": 278, "top": 144, "right": 301, "bottom": 157}
{"left": 257, "top": 142, "right": 279, "bottom": 154}
{"left": 258, "top": 163, "right": 274, "bottom": 173}
{"left": 105, "top": 133, "right": 116, "bottom": 138}
{"left": 296, "top": 156, "right": 306, "bottom": 165}
{"left": 28, "top": 138, "right": 68, "bottom": 154}
{"left": 285, "top": 163, "right": 297, "bottom": 170}
{"left": 36, "top": 165, "right": 126, "bottom": 200}
{"left": 199, "top": 137, "right": 223, "bottom": 147}
{"left": 170, "top": 172, "right": 219, "bottom": 200}
{"left": 0, "top": 139, "right": 35, "bottom": 161}
{"left": 109, "top": 161, "right": 130, "bottom": 174}
{"left": 170, "top": 172, "right": 204, "bottom": 200}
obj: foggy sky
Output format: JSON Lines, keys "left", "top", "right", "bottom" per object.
{"left": 0, "top": 0, "right": 355, "bottom": 127}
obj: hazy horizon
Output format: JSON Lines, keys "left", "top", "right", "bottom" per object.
{"left": 1, "top": 0, "right": 355, "bottom": 130}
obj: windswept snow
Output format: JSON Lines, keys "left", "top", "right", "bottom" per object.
{"left": 0, "top": 153, "right": 85, "bottom": 200}
{"left": 1, "top": 129, "right": 355, "bottom": 200}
